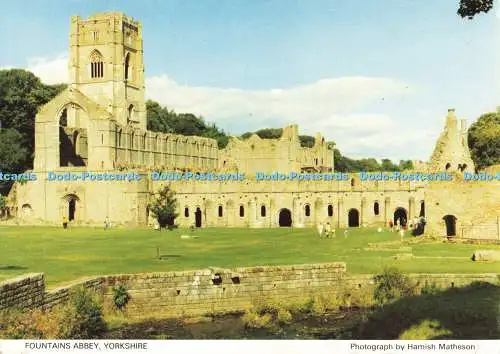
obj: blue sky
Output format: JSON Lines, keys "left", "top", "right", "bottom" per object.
{"left": 1, "top": 0, "right": 499, "bottom": 161}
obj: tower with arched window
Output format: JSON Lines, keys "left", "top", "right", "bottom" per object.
{"left": 69, "top": 12, "right": 146, "bottom": 129}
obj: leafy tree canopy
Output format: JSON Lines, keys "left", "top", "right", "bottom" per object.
{"left": 457, "top": 0, "right": 494, "bottom": 19}
{"left": 468, "top": 111, "right": 500, "bottom": 170}
{"left": 146, "top": 99, "right": 229, "bottom": 148}
{"left": 149, "top": 186, "right": 179, "bottom": 229}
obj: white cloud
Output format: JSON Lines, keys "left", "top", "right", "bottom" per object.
{"left": 13, "top": 53, "right": 433, "bottom": 160}
{"left": 27, "top": 53, "right": 68, "bottom": 85}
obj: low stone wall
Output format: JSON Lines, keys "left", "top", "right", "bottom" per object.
{"left": 43, "top": 278, "right": 104, "bottom": 310}
{"left": 0, "top": 265, "right": 498, "bottom": 318}
{"left": 0, "top": 273, "right": 45, "bottom": 310}
{"left": 102, "top": 263, "right": 346, "bottom": 317}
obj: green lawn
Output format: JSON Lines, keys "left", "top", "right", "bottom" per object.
{"left": 0, "top": 226, "right": 499, "bottom": 287}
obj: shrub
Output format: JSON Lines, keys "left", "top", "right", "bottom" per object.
{"left": 0, "top": 309, "right": 42, "bottom": 339}
{"left": 373, "top": 267, "right": 416, "bottom": 305}
{"left": 112, "top": 283, "right": 130, "bottom": 310}
{"left": 241, "top": 310, "right": 272, "bottom": 329}
{"left": 420, "top": 281, "right": 441, "bottom": 295}
{"left": 62, "top": 286, "right": 107, "bottom": 339}
{"left": 276, "top": 309, "right": 292, "bottom": 324}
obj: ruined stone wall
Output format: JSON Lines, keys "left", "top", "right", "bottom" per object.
{"left": 1, "top": 269, "right": 498, "bottom": 318}
{"left": 0, "top": 274, "right": 45, "bottom": 310}
{"left": 219, "top": 125, "right": 333, "bottom": 175}
{"left": 158, "top": 179, "right": 425, "bottom": 228}
{"left": 424, "top": 177, "right": 500, "bottom": 238}
{"left": 102, "top": 263, "right": 347, "bottom": 317}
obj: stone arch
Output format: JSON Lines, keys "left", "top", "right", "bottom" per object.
{"left": 21, "top": 204, "right": 33, "bottom": 218}
{"left": 124, "top": 52, "right": 131, "bottom": 81}
{"left": 327, "top": 204, "right": 334, "bottom": 217}
{"left": 394, "top": 207, "right": 407, "bottom": 227}
{"left": 61, "top": 194, "right": 80, "bottom": 222}
{"left": 128, "top": 105, "right": 135, "bottom": 123}
{"left": 184, "top": 206, "right": 189, "bottom": 218}
{"left": 443, "top": 215, "right": 457, "bottom": 237}
{"left": 260, "top": 204, "right": 267, "bottom": 217}
{"left": 239, "top": 205, "right": 245, "bottom": 217}
{"left": 195, "top": 207, "right": 202, "bottom": 227}
{"left": 304, "top": 204, "right": 311, "bottom": 217}
{"left": 348, "top": 208, "right": 360, "bottom": 227}
{"left": 58, "top": 105, "right": 87, "bottom": 167}
{"left": 278, "top": 208, "right": 292, "bottom": 227}
{"left": 419, "top": 200, "right": 425, "bottom": 217}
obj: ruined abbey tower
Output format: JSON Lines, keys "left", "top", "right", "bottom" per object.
{"left": 428, "top": 108, "right": 475, "bottom": 173}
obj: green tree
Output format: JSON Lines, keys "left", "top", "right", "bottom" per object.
{"left": 0, "top": 128, "right": 30, "bottom": 194}
{"left": 299, "top": 135, "right": 315, "bottom": 148}
{"left": 398, "top": 160, "right": 414, "bottom": 170}
{"left": 458, "top": 0, "right": 494, "bottom": 19}
{"left": 149, "top": 186, "right": 179, "bottom": 229}
{"left": 468, "top": 111, "right": 500, "bottom": 170}
{"left": 0, "top": 69, "right": 66, "bottom": 156}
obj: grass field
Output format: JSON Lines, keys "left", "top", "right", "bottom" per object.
{"left": 1, "top": 226, "right": 499, "bottom": 287}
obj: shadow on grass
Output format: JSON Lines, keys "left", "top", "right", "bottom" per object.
{"left": 158, "top": 255, "right": 181, "bottom": 260}
{"left": 0, "top": 265, "right": 28, "bottom": 271}
{"left": 354, "top": 281, "right": 500, "bottom": 339}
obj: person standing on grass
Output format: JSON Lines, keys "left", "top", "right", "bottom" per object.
{"left": 317, "top": 223, "right": 324, "bottom": 238}
{"left": 62, "top": 215, "right": 68, "bottom": 229}
{"left": 104, "top": 216, "right": 110, "bottom": 230}
{"left": 325, "top": 222, "right": 332, "bottom": 239}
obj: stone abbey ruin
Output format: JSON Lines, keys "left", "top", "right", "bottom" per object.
{"left": 8, "top": 12, "right": 500, "bottom": 240}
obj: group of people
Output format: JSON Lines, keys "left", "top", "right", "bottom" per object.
{"left": 317, "top": 222, "right": 335, "bottom": 238}
{"left": 388, "top": 217, "right": 426, "bottom": 236}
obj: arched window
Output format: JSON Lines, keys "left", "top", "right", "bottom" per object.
{"left": 218, "top": 205, "right": 223, "bottom": 217}
{"left": 124, "top": 52, "right": 130, "bottom": 80}
{"left": 128, "top": 105, "right": 134, "bottom": 123}
{"left": 374, "top": 202, "right": 380, "bottom": 215}
{"left": 184, "top": 207, "right": 189, "bottom": 218}
{"left": 305, "top": 204, "right": 311, "bottom": 217}
{"left": 261, "top": 205, "right": 266, "bottom": 217}
{"left": 90, "top": 50, "right": 104, "bottom": 78}
{"left": 327, "top": 204, "right": 333, "bottom": 217}
{"left": 239, "top": 205, "right": 245, "bottom": 217}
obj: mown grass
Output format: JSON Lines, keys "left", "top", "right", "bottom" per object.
{"left": 0, "top": 226, "right": 499, "bottom": 286}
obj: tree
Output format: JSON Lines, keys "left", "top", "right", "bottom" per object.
{"left": 457, "top": 0, "right": 494, "bottom": 19}
{"left": 0, "top": 128, "right": 30, "bottom": 194}
{"left": 468, "top": 111, "right": 500, "bottom": 170}
{"left": 0, "top": 69, "right": 66, "bottom": 156}
{"left": 149, "top": 186, "right": 179, "bottom": 229}
{"left": 299, "top": 135, "right": 315, "bottom": 148}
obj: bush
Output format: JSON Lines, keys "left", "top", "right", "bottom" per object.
{"left": 373, "top": 267, "right": 417, "bottom": 305}
{"left": 420, "top": 281, "right": 441, "bottom": 295}
{"left": 112, "top": 283, "right": 130, "bottom": 310}
{"left": 0, "top": 309, "right": 43, "bottom": 339}
{"left": 241, "top": 310, "right": 272, "bottom": 329}
{"left": 276, "top": 309, "right": 292, "bottom": 324}
{"left": 64, "top": 286, "right": 107, "bottom": 339}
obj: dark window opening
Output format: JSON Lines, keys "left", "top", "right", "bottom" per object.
{"left": 327, "top": 204, "right": 333, "bottom": 217}
{"left": 305, "top": 204, "right": 311, "bottom": 217}
{"left": 261, "top": 205, "right": 266, "bottom": 217}
{"left": 374, "top": 202, "right": 380, "bottom": 216}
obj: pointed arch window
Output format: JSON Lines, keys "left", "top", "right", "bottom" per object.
{"left": 90, "top": 50, "right": 104, "bottom": 78}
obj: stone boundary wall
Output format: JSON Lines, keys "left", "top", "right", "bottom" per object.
{"left": 0, "top": 265, "right": 498, "bottom": 318}
{"left": 0, "top": 274, "right": 45, "bottom": 310}
{"left": 101, "top": 263, "right": 346, "bottom": 317}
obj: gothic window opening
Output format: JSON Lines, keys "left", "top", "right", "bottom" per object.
{"left": 327, "top": 204, "right": 333, "bottom": 217}
{"left": 218, "top": 205, "right": 223, "bottom": 217}
{"left": 261, "top": 205, "right": 266, "bottom": 217}
{"left": 305, "top": 204, "right": 311, "bottom": 217}
{"left": 90, "top": 50, "right": 104, "bottom": 78}
{"left": 125, "top": 52, "right": 130, "bottom": 80}
{"left": 374, "top": 202, "right": 380, "bottom": 216}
